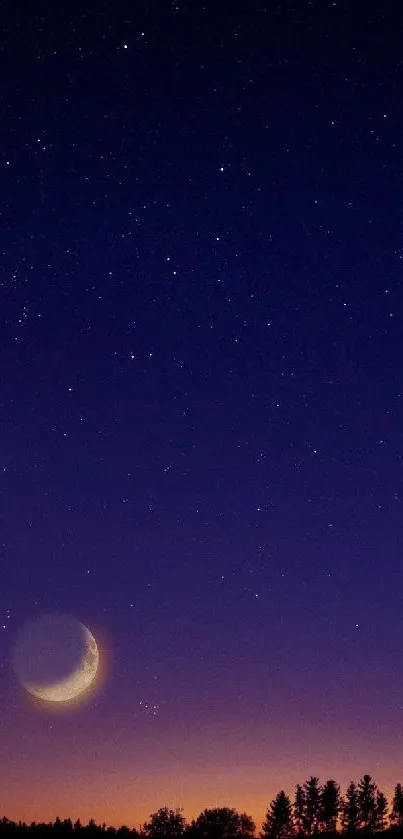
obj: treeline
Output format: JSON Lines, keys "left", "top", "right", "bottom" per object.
{"left": 1, "top": 775, "right": 403, "bottom": 839}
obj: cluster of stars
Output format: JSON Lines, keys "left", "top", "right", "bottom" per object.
{"left": 138, "top": 700, "right": 161, "bottom": 717}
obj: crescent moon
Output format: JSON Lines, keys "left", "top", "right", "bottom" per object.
{"left": 24, "top": 625, "right": 99, "bottom": 703}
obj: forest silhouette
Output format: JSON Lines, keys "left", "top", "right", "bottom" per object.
{"left": 2, "top": 776, "right": 403, "bottom": 839}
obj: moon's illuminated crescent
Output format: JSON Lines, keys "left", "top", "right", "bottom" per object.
{"left": 24, "top": 625, "right": 99, "bottom": 703}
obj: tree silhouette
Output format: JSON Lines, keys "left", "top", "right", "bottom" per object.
{"left": 189, "top": 808, "right": 255, "bottom": 839}
{"left": 294, "top": 786, "right": 306, "bottom": 837}
{"left": 1, "top": 778, "right": 403, "bottom": 839}
{"left": 143, "top": 809, "right": 186, "bottom": 839}
{"left": 357, "top": 776, "right": 378, "bottom": 830}
{"left": 319, "top": 781, "right": 341, "bottom": 834}
{"left": 391, "top": 784, "right": 403, "bottom": 828}
{"left": 373, "top": 792, "right": 388, "bottom": 833}
{"left": 261, "top": 791, "right": 294, "bottom": 839}
{"left": 238, "top": 815, "right": 256, "bottom": 839}
{"left": 303, "top": 777, "right": 321, "bottom": 836}
{"left": 341, "top": 783, "right": 360, "bottom": 834}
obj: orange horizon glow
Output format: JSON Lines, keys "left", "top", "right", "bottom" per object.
{"left": 5, "top": 633, "right": 402, "bottom": 835}
{"left": 2, "top": 767, "right": 401, "bottom": 832}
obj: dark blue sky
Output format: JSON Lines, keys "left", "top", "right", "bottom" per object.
{"left": 1, "top": 0, "right": 403, "bottom": 827}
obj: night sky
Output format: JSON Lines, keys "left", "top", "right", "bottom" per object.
{"left": 1, "top": 0, "right": 403, "bottom": 829}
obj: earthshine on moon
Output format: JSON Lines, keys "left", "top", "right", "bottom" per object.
{"left": 26, "top": 626, "right": 99, "bottom": 703}
{"left": 13, "top": 614, "right": 100, "bottom": 706}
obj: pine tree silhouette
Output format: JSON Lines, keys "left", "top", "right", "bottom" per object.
{"left": 303, "top": 777, "right": 321, "bottom": 836}
{"left": 341, "top": 782, "right": 360, "bottom": 834}
{"left": 374, "top": 792, "right": 388, "bottom": 832}
{"left": 357, "top": 776, "right": 379, "bottom": 831}
{"left": 319, "top": 781, "right": 341, "bottom": 834}
{"left": 294, "top": 786, "right": 306, "bottom": 837}
{"left": 391, "top": 783, "right": 403, "bottom": 828}
{"left": 261, "top": 792, "right": 294, "bottom": 839}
